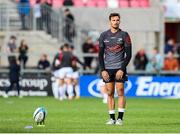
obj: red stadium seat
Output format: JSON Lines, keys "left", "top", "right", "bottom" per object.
{"left": 29, "top": 0, "right": 36, "bottom": 6}
{"left": 96, "top": 0, "right": 107, "bottom": 8}
{"left": 73, "top": 0, "right": 85, "bottom": 7}
{"left": 119, "top": 0, "right": 129, "bottom": 8}
{"left": 53, "top": 0, "right": 64, "bottom": 8}
{"left": 139, "top": 0, "right": 150, "bottom": 7}
{"left": 130, "top": 0, "right": 140, "bottom": 7}
{"left": 86, "top": 0, "right": 97, "bottom": 7}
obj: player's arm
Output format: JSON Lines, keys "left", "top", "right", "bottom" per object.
{"left": 98, "top": 34, "right": 105, "bottom": 71}
{"left": 75, "top": 56, "right": 86, "bottom": 67}
{"left": 121, "top": 32, "right": 132, "bottom": 71}
{"left": 98, "top": 33, "right": 110, "bottom": 81}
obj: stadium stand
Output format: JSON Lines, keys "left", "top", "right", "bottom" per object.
{"left": 119, "top": 0, "right": 129, "bottom": 8}
{"left": 0, "top": 0, "right": 168, "bottom": 74}
{"left": 130, "top": 0, "right": 140, "bottom": 8}
{"left": 28, "top": 0, "right": 150, "bottom": 8}
{"left": 139, "top": 0, "right": 150, "bottom": 8}
{"left": 96, "top": 0, "right": 107, "bottom": 8}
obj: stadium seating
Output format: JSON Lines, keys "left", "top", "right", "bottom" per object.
{"left": 96, "top": 0, "right": 107, "bottom": 8}
{"left": 53, "top": 0, "right": 64, "bottom": 8}
{"left": 119, "top": 0, "right": 129, "bottom": 8}
{"left": 139, "top": 0, "right": 149, "bottom": 8}
{"left": 73, "top": 0, "right": 85, "bottom": 7}
{"left": 107, "top": 0, "right": 119, "bottom": 8}
{"left": 29, "top": 0, "right": 150, "bottom": 8}
{"left": 86, "top": 0, "right": 97, "bottom": 7}
{"left": 130, "top": 0, "right": 140, "bottom": 7}
{"left": 29, "top": 0, "right": 36, "bottom": 6}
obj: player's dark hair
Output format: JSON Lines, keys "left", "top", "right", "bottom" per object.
{"left": 10, "top": 35, "right": 16, "bottom": 40}
{"left": 109, "top": 13, "right": 120, "bottom": 20}
{"left": 63, "top": 43, "right": 69, "bottom": 49}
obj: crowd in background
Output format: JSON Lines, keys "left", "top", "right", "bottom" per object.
{"left": 6, "top": 35, "right": 51, "bottom": 70}
{"left": 133, "top": 37, "right": 180, "bottom": 72}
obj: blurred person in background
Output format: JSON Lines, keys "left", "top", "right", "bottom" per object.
{"left": 37, "top": 54, "right": 50, "bottom": 70}
{"left": 52, "top": 44, "right": 74, "bottom": 100}
{"left": 17, "top": 0, "right": 30, "bottom": 30}
{"left": 63, "top": 8, "right": 76, "bottom": 43}
{"left": 97, "top": 79, "right": 108, "bottom": 104}
{"left": 69, "top": 46, "right": 85, "bottom": 99}
{"left": 52, "top": 46, "right": 63, "bottom": 99}
{"left": 63, "top": 0, "right": 74, "bottom": 6}
{"left": 3, "top": 58, "right": 21, "bottom": 98}
{"left": 82, "top": 37, "right": 95, "bottom": 69}
{"left": 146, "top": 47, "right": 163, "bottom": 72}
{"left": 6, "top": 36, "right": 17, "bottom": 65}
{"left": 18, "top": 39, "right": 29, "bottom": 68}
{"left": 99, "top": 13, "right": 132, "bottom": 125}
{"left": 58, "top": 44, "right": 74, "bottom": 100}
{"left": 164, "top": 38, "right": 177, "bottom": 54}
{"left": 177, "top": 43, "right": 180, "bottom": 65}
{"left": 33, "top": 0, "right": 42, "bottom": 30}
{"left": 133, "top": 48, "right": 148, "bottom": 70}
{"left": 164, "top": 51, "right": 179, "bottom": 71}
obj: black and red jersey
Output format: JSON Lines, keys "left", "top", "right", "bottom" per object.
{"left": 98, "top": 29, "right": 132, "bottom": 71}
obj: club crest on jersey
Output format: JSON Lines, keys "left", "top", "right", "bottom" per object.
{"left": 117, "top": 38, "right": 123, "bottom": 42}
{"left": 117, "top": 38, "right": 123, "bottom": 44}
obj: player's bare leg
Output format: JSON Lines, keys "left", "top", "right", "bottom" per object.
{"left": 100, "top": 85, "right": 108, "bottom": 103}
{"left": 58, "top": 79, "right": 65, "bottom": 101}
{"left": 65, "top": 78, "right": 74, "bottom": 100}
{"left": 105, "top": 82, "right": 116, "bottom": 124}
{"left": 73, "top": 79, "right": 80, "bottom": 99}
{"left": 116, "top": 82, "right": 126, "bottom": 125}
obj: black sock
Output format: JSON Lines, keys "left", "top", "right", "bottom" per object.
{"left": 117, "top": 112, "right": 124, "bottom": 120}
{"left": 109, "top": 114, "right": 115, "bottom": 120}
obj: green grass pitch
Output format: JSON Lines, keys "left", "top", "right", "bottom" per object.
{"left": 0, "top": 97, "right": 180, "bottom": 133}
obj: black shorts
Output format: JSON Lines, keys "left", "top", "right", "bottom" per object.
{"left": 102, "top": 69, "right": 128, "bottom": 83}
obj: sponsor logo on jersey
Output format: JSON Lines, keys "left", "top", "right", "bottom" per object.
{"left": 104, "top": 39, "right": 109, "bottom": 43}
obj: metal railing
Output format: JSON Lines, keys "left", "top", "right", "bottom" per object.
{"left": 0, "top": 3, "right": 77, "bottom": 42}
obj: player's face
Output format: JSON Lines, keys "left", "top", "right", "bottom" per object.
{"left": 110, "top": 16, "right": 120, "bottom": 29}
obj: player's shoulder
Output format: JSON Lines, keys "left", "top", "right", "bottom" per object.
{"left": 120, "top": 29, "right": 129, "bottom": 35}
{"left": 100, "top": 29, "right": 110, "bottom": 37}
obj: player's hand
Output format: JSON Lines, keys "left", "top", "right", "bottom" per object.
{"left": 101, "top": 71, "right": 109, "bottom": 82}
{"left": 116, "top": 70, "right": 124, "bottom": 80}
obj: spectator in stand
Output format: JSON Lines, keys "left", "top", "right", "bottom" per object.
{"left": 63, "top": 0, "right": 74, "bottom": 6}
{"left": 63, "top": 8, "right": 76, "bottom": 43}
{"left": 33, "top": 0, "right": 42, "bottom": 30}
{"left": 164, "top": 38, "right": 177, "bottom": 54}
{"left": 133, "top": 48, "right": 148, "bottom": 70}
{"left": 17, "top": 0, "right": 30, "bottom": 30}
{"left": 82, "top": 37, "right": 95, "bottom": 69}
{"left": 146, "top": 47, "right": 163, "bottom": 72}
{"left": 37, "top": 54, "right": 50, "bottom": 70}
{"left": 164, "top": 51, "right": 179, "bottom": 71}
{"left": 18, "top": 39, "right": 29, "bottom": 68}
{"left": 177, "top": 42, "right": 180, "bottom": 65}
{"left": 6, "top": 36, "right": 17, "bottom": 65}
